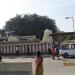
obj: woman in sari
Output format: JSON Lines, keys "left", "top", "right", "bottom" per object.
{"left": 35, "top": 51, "right": 43, "bottom": 75}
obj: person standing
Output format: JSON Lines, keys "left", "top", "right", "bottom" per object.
{"left": 48, "top": 46, "right": 52, "bottom": 55}
{"left": 0, "top": 54, "right": 2, "bottom": 61}
{"left": 27, "top": 45, "right": 30, "bottom": 56}
{"left": 51, "top": 46, "right": 56, "bottom": 60}
{"left": 15, "top": 46, "right": 19, "bottom": 55}
{"left": 35, "top": 51, "right": 43, "bottom": 75}
{"left": 55, "top": 42, "right": 60, "bottom": 60}
{"left": 0, "top": 51, "right": 2, "bottom": 61}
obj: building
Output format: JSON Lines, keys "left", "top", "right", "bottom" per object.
{"left": 0, "top": 30, "right": 50, "bottom": 55}
{"left": 0, "top": 30, "right": 40, "bottom": 42}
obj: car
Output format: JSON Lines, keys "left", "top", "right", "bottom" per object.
{"left": 60, "top": 43, "right": 75, "bottom": 58}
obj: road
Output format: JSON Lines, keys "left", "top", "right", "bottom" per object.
{"left": 2, "top": 56, "right": 75, "bottom": 75}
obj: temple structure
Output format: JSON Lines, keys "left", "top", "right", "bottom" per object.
{"left": 42, "top": 29, "right": 53, "bottom": 43}
{"left": 0, "top": 29, "right": 50, "bottom": 55}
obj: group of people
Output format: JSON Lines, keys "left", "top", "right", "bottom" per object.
{"left": 48, "top": 43, "right": 60, "bottom": 60}
{"left": 35, "top": 42, "right": 60, "bottom": 75}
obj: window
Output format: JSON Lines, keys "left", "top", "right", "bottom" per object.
{"left": 62, "top": 44, "right": 69, "bottom": 50}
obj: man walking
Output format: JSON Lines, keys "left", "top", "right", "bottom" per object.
{"left": 51, "top": 45, "right": 56, "bottom": 60}
{"left": 55, "top": 42, "right": 60, "bottom": 60}
{"left": 51, "top": 42, "right": 60, "bottom": 60}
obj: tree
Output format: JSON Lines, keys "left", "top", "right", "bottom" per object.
{"left": 4, "top": 14, "right": 59, "bottom": 40}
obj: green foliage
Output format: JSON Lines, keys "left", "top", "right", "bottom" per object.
{"left": 4, "top": 14, "right": 59, "bottom": 40}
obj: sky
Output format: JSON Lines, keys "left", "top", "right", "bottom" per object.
{"left": 0, "top": 0, "right": 75, "bottom": 32}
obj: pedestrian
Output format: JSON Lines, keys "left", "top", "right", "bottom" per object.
{"left": 55, "top": 42, "right": 60, "bottom": 60}
{"left": 0, "top": 50, "right": 2, "bottom": 61}
{"left": 16, "top": 46, "right": 19, "bottom": 55}
{"left": 27, "top": 45, "right": 30, "bottom": 56}
{"left": 35, "top": 51, "right": 43, "bottom": 75}
{"left": 48, "top": 46, "right": 52, "bottom": 55}
{"left": 0, "top": 55, "right": 2, "bottom": 61}
{"left": 51, "top": 45, "right": 56, "bottom": 60}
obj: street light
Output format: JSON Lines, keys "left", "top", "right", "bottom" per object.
{"left": 65, "top": 16, "right": 74, "bottom": 32}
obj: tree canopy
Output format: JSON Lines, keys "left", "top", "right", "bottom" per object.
{"left": 4, "top": 14, "right": 59, "bottom": 40}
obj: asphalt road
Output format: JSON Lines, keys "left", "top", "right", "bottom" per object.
{"left": 2, "top": 56, "right": 75, "bottom": 75}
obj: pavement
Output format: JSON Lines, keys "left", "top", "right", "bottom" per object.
{"left": 1, "top": 56, "right": 75, "bottom": 75}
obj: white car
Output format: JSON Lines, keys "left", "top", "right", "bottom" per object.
{"left": 60, "top": 43, "right": 75, "bottom": 58}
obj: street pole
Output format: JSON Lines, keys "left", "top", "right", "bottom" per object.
{"left": 65, "top": 16, "right": 74, "bottom": 32}
{"left": 72, "top": 16, "right": 74, "bottom": 32}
